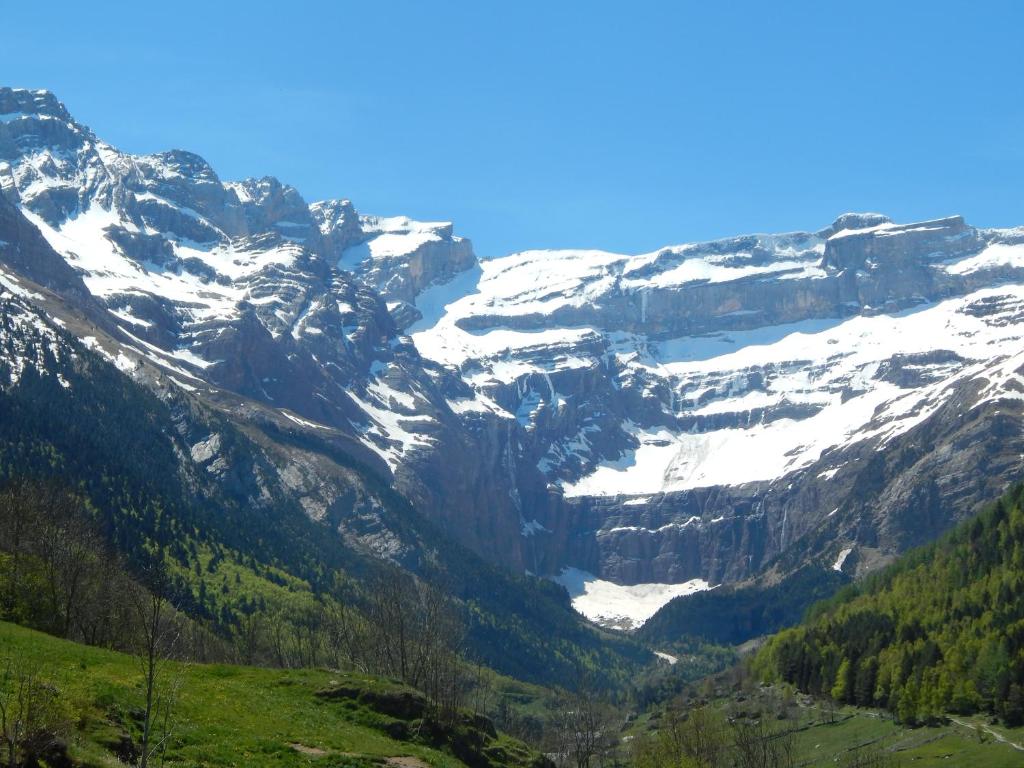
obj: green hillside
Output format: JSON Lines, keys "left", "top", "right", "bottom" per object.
{"left": 0, "top": 620, "right": 547, "bottom": 768}
{"left": 629, "top": 682, "right": 1024, "bottom": 768}
{"left": 755, "top": 482, "right": 1024, "bottom": 725}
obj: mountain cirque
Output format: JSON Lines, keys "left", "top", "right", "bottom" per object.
{"left": 3, "top": 87, "right": 1024, "bottom": 627}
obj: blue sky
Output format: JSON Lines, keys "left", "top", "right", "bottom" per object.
{"left": 3, "top": 1, "right": 1022, "bottom": 256}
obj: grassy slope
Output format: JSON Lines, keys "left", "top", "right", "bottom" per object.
{"left": 0, "top": 621, "right": 538, "bottom": 768}
{"left": 627, "top": 690, "right": 1024, "bottom": 767}
{"left": 783, "top": 702, "right": 1024, "bottom": 767}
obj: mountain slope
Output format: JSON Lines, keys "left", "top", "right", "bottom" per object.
{"left": 403, "top": 213, "right": 1024, "bottom": 625}
{"left": 5, "top": 85, "right": 1024, "bottom": 634}
{"left": 755, "top": 482, "right": 1024, "bottom": 725}
{"left": 637, "top": 564, "right": 849, "bottom": 648}
{"left": 0, "top": 253, "right": 649, "bottom": 687}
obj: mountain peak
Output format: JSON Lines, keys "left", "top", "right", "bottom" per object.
{"left": 0, "top": 87, "right": 73, "bottom": 122}
{"left": 142, "top": 149, "right": 223, "bottom": 184}
{"left": 824, "top": 212, "right": 892, "bottom": 235}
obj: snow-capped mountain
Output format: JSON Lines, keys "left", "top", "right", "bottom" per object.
{"left": 4, "top": 87, "right": 1024, "bottom": 629}
{"left": 0, "top": 86, "right": 529, "bottom": 569}
{"left": 408, "top": 212, "right": 1024, "bottom": 500}
{"left": 396, "top": 209, "right": 1024, "bottom": 624}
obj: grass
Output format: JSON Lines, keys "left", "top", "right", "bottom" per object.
{"left": 785, "top": 702, "right": 1024, "bottom": 767}
{"left": 0, "top": 621, "right": 530, "bottom": 768}
{"left": 628, "top": 684, "right": 1024, "bottom": 767}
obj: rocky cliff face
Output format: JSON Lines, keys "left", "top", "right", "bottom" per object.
{"left": 4, "top": 87, "right": 1024, "bottom": 630}
{"left": 0, "top": 87, "right": 528, "bottom": 570}
{"left": 402, "top": 202, "right": 1024, "bottom": 623}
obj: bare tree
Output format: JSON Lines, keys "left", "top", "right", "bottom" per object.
{"left": 823, "top": 696, "right": 839, "bottom": 725}
{"left": 236, "top": 606, "right": 265, "bottom": 667}
{"left": 0, "top": 481, "right": 134, "bottom": 648}
{"left": 0, "top": 657, "right": 70, "bottom": 768}
{"left": 266, "top": 607, "right": 293, "bottom": 669}
{"left": 33, "top": 489, "right": 105, "bottom": 639}
{"left": 660, "top": 706, "right": 728, "bottom": 768}
{"left": 130, "top": 570, "right": 182, "bottom": 768}
{"left": 729, "top": 717, "right": 795, "bottom": 768}
{"left": 0, "top": 483, "right": 40, "bottom": 621}
{"left": 465, "top": 661, "right": 497, "bottom": 719}
{"left": 366, "top": 569, "right": 466, "bottom": 710}
{"left": 76, "top": 552, "right": 136, "bottom": 648}
{"left": 551, "top": 677, "right": 618, "bottom": 768}
{"left": 367, "top": 571, "right": 415, "bottom": 681}
{"left": 289, "top": 602, "right": 326, "bottom": 669}
{"left": 322, "top": 599, "right": 370, "bottom": 672}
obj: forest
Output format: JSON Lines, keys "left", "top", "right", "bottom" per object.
{"left": 756, "top": 483, "right": 1024, "bottom": 726}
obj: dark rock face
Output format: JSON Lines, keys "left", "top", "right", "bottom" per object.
{"left": 0, "top": 193, "right": 91, "bottom": 299}
{"left": 557, "top": 369, "right": 1024, "bottom": 587}
{"left": 310, "top": 199, "right": 363, "bottom": 254}
{"left": 4, "top": 85, "right": 1024, "bottom": 608}
{"left": 820, "top": 215, "right": 979, "bottom": 272}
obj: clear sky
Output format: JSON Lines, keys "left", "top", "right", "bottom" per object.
{"left": 3, "top": 1, "right": 1022, "bottom": 256}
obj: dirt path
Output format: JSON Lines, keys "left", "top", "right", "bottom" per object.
{"left": 385, "top": 757, "right": 432, "bottom": 768}
{"left": 289, "top": 743, "right": 328, "bottom": 756}
{"left": 949, "top": 717, "right": 1024, "bottom": 752}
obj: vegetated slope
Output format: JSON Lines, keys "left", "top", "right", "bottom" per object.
{"left": 0, "top": 276, "right": 648, "bottom": 688}
{"left": 630, "top": 679, "right": 1024, "bottom": 768}
{"left": 0, "top": 620, "right": 547, "bottom": 768}
{"left": 755, "top": 482, "right": 1024, "bottom": 726}
{"left": 638, "top": 565, "right": 849, "bottom": 648}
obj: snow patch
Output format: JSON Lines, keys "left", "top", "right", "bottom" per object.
{"left": 552, "top": 567, "right": 712, "bottom": 630}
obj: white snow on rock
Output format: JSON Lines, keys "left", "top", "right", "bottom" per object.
{"left": 340, "top": 217, "right": 445, "bottom": 265}
{"left": 347, "top": 389, "right": 435, "bottom": 471}
{"left": 282, "top": 411, "right": 329, "bottom": 430}
{"left": 552, "top": 567, "right": 712, "bottom": 630}
{"left": 419, "top": 270, "right": 1024, "bottom": 498}
{"left": 20, "top": 204, "right": 301, "bottom": 329}
{"left": 0, "top": 292, "right": 69, "bottom": 387}
{"left": 942, "top": 242, "right": 1024, "bottom": 276}
{"left": 520, "top": 518, "right": 548, "bottom": 536}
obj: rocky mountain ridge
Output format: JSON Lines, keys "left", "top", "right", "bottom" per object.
{"left": 4, "top": 87, "right": 1024, "bottom": 629}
